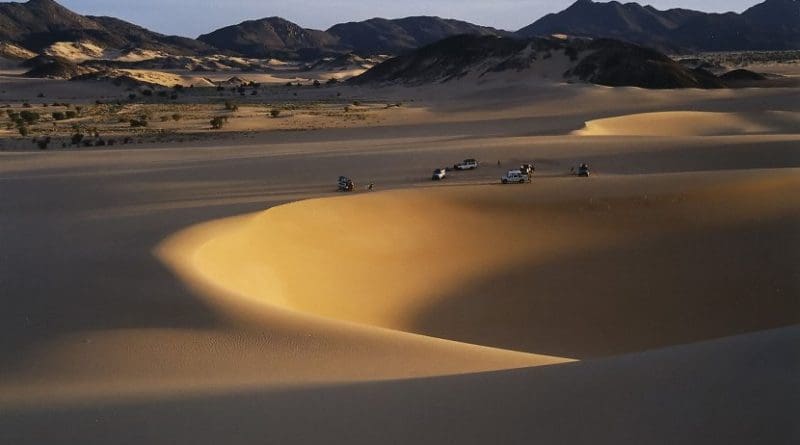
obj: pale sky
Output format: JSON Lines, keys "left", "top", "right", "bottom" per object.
{"left": 54, "top": 0, "right": 762, "bottom": 38}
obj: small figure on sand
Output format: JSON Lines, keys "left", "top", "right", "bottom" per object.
{"left": 368, "top": 182, "right": 374, "bottom": 192}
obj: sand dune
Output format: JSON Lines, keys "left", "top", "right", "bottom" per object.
{"left": 160, "top": 170, "right": 800, "bottom": 359}
{"left": 575, "top": 111, "right": 800, "bottom": 136}
{"left": 43, "top": 41, "right": 110, "bottom": 62}
{"left": 1, "top": 73, "right": 798, "bottom": 444}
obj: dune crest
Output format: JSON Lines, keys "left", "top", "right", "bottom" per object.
{"left": 575, "top": 111, "right": 800, "bottom": 136}
{"left": 159, "top": 171, "right": 800, "bottom": 358}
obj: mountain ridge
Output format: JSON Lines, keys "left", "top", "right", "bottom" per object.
{"left": 518, "top": 0, "right": 800, "bottom": 51}
{"left": 1, "top": 0, "right": 797, "bottom": 60}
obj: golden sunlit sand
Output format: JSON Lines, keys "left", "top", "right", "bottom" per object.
{"left": 575, "top": 110, "right": 800, "bottom": 136}
{"left": 161, "top": 171, "right": 800, "bottom": 359}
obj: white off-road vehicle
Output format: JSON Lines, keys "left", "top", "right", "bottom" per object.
{"left": 432, "top": 168, "right": 447, "bottom": 180}
{"left": 454, "top": 159, "right": 479, "bottom": 170}
{"left": 502, "top": 170, "right": 529, "bottom": 184}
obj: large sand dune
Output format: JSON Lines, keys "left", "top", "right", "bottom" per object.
{"left": 161, "top": 171, "right": 800, "bottom": 359}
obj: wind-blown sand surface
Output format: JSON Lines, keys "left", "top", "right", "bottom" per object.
{"left": 1, "top": 77, "right": 798, "bottom": 444}
{"left": 162, "top": 172, "right": 800, "bottom": 360}
{"left": 576, "top": 110, "right": 800, "bottom": 136}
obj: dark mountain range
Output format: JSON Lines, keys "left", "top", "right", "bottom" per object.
{"left": 0, "top": 0, "right": 215, "bottom": 55}
{"left": 198, "top": 15, "right": 513, "bottom": 58}
{"left": 352, "top": 34, "right": 752, "bottom": 89}
{"left": 518, "top": 0, "right": 800, "bottom": 52}
{"left": 197, "top": 17, "right": 340, "bottom": 59}
{"left": 327, "top": 16, "right": 513, "bottom": 55}
{"left": 1, "top": 0, "right": 797, "bottom": 61}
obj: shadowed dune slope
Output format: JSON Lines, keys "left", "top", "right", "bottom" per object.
{"left": 2, "top": 325, "right": 797, "bottom": 445}
{"left": 161, "top": 170, "right": 800, "bottom": 359}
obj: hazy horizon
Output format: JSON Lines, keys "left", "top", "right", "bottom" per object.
{"left": 48, "top": 0, "right": 764, "bottom": 38}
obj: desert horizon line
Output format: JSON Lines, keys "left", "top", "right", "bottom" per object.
{"left": 41, "top": 0, "right": 773, "bottom": 40}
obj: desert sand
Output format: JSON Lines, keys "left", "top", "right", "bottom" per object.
{"left": 0, "top": 72, "right": 798, "bottom": 444}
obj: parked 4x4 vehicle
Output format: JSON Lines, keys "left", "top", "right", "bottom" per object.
{"left": 502, "top": 170, "right": 529, "bottom": 184}
{"left": 454, "top": 159, "right": 479, "bottom": 170}
{"left": 432, "top": 168, "right": 447, "bottom": 180}
{"left": 520, "top": 163, "right": 535, "bottom": 176}
{"left": 337, "top": 176, "right": 355, "bottom": 191}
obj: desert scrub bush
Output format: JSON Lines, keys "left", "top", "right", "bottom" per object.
{"left": 210, "top": 116, "right": 228, "bottom": 129}
{"left": 171, "top": 113, "right": 182, "bottom": 121}
{"left": 52, "top": 111, "right": 66, "bottom": 121}
{"left": 19, "top": 110, "right": 40, "bottom": 124}
{"left": 18, "top": 125, "right": 28, "bottom": 137}
{"left": 224, "top": 101, "right": 239, "bottom": 112}
{"left": 65, "top": 111, "right": 77, "bottom": 119}
{"left": 35, "top": 137, "right": 50, "bottom": 150}
{"left": 130, "top": 118, "right": 148, "bottom": 128}
{"left": 270, "top": 108, "right": 281, "bottom": 118}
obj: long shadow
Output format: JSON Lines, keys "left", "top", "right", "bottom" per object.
{"left": 0, "top": 172, "right": 297, "bottom": 365}
{"left": 586, "top": 139, "right": 800, "bottom": 176}
{"left": 410, "top": 216, "right": 800, "bottom": 358}
{"left": 1, "top": 325, "right": 797, "bottom": 445}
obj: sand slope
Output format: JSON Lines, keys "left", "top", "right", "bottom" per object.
{"left": 161, "top": 171, "right": 800, "bottom": 359}
{"left": 2, "top": 325, "right": 797, "bottom": 445}
{"left": 575, "top": 111, "right": 800, "bottom": 136}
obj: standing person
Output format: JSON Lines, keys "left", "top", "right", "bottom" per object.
{"left": 368, "top": 182, "right": 374, "bottom": 192}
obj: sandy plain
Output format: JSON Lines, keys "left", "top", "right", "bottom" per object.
{"left": 0, "top": 68, "right": 798, "bottom": 444}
